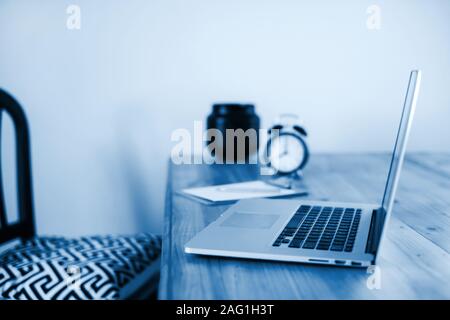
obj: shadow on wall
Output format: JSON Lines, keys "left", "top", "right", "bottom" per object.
{"left": 110, "top": 105, "right": 164, "bottom": 235}
{"left": 118, "top": 144, "right": 159, "bottom": 233}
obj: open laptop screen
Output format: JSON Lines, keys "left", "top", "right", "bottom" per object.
{"left": 381, "top": 70, "right": 421, "bottom": 216}
{"left": 369, "top": 70, "right": 421, "bottom": 261}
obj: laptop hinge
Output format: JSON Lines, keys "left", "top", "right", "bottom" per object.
{"left": 365, "top": 208, "right": 384, "bottom": 255}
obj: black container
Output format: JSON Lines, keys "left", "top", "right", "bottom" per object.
{"left": 206, "top": 103, "right": 260, "bottom": 163}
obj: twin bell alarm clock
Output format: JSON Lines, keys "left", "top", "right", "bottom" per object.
{"left": 264, "top": 114, "right": 309, "bottom": 176}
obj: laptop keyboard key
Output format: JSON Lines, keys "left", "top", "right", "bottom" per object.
{"left": 286, "top": 215, "right": 305, "bottom": 229}
{"left": 330, "top": 244, "right": 344, "bottom": 251}
{"left": 302, "top": 241, "right": 317, "bottom": 249}
{"left": 317, "top": 244, "right": 330, "bottom": 250}
{"left": 288, "top": 240, "right": 302, "bottom": 248}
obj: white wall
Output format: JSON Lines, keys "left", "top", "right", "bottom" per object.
{"left": 1, "top": 0, "right": 449, "bottom": 236}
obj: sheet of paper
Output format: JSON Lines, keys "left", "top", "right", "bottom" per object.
{"left": 181, "top": 180, "right": 307, "bottom": 203}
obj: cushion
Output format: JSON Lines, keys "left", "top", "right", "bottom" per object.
{"left": 0, "top": 233, "right": 161, "bottom": 300}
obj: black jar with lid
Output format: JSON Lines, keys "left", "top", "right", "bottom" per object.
{"left": 206, "top": 103, "right": 260, "bottom": 163}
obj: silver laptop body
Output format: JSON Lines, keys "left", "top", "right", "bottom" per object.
{"left": 185, "top": 70, "right": 421, "bottom": 267}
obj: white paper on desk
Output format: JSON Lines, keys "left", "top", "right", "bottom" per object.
{"left": 182, "top": 181, "right": 307, "bottom": 203}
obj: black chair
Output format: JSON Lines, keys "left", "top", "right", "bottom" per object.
{"left": 0, "top": 89, "right": 161, "bottom": 300}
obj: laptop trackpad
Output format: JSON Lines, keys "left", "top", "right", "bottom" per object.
{"left": 221, "top": 212, "right": 280, "bottom": 229}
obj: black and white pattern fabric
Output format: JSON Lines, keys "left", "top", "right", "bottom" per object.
{"left": 0, "top": 233, "right": 161, "bottom": 300}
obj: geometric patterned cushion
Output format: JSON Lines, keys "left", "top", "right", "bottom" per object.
{"left": 0, "top": 233, "right": 161, "bottom": 300}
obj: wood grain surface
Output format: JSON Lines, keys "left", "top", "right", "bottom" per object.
{"left": 159, "top": 153, "right": 450, "bottom": 299}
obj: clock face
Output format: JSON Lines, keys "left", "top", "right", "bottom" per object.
{"left": 268, "top": 134, "right": 305, "bottom": 173}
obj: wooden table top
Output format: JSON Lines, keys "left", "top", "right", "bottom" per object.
{"left": 158, "top": 153, "right": 450, "bottom": 299}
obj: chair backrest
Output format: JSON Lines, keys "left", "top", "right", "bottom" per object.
{"left": 0, "top": 89, "right": 35, "bottom": 244}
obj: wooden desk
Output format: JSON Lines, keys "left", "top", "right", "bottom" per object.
{"left": 159, "top": 153, "right": 450, "bottom": 299}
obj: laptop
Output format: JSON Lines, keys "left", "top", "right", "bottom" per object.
{"left": 185, "top": 70, "right": 421, "bottom": 267}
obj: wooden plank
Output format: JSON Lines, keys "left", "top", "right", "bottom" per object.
{"left": 408, "top": 153, "right": 450, "bottom": 178}
{"left": 159, "top": 154, "right": 450, "bottom": 299}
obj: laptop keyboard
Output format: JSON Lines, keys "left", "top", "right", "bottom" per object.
{"left": 272, "top": 205, "right": 362, "bottom": 252}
